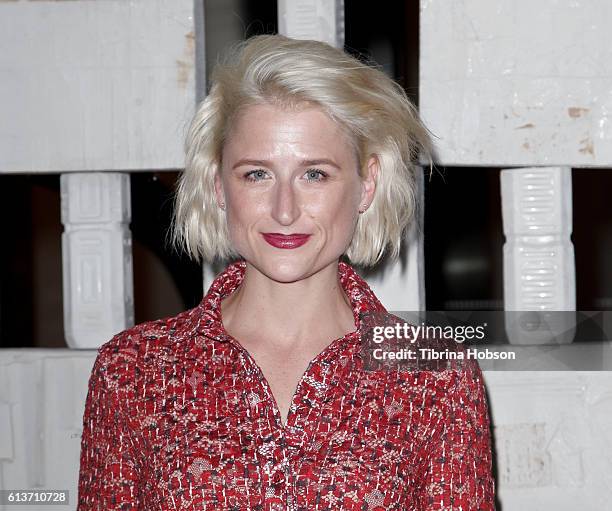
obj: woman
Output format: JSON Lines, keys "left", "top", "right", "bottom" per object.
{"left": 77, "top": 35, "right": 496, "bottom": 510}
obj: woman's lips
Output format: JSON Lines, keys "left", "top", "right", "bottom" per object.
{"left": 262, "top": 233, "right": 311, "bottom": 249}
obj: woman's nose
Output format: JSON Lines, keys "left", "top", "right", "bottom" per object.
{"left": 270, "top": 180, "right": 301, "bottom": 226}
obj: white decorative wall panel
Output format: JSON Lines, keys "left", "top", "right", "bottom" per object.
{"left": 0, "top": 350, "right": 98, "bottom": 511}
{"left": 485, "top": 372, "right": 612, "bottom": 510}
{"left": 0, "top": 0, "right": 198, "bottom": 173}
{"left": 277, "top": 0, "right": 345, "bottom": 48}
{"left": 420, "top": 0, "right": 612, "bottom": 167}
{"left": 61, "top": 173, "right": 134, "bottom": 348}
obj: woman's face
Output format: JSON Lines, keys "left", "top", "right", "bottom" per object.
{"left": 216, "top": 102, "right": 377, "bottom": 282}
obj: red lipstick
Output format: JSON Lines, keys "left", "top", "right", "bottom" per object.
{"left": 262, "top": 233, "right": 311, "bottom": 249}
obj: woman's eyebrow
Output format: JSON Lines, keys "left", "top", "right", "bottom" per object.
{"left": 300, "top": 158, "right": 341, "bottom": 169}
{"left": 232, "top": 158, "right": 271, "bottom": 169}
{"left": 231, "top": 158, "right": 341, "bottom": 170}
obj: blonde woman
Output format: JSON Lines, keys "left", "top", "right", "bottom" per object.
{"left": 77, "top": 34, "right": 496, "bottom": 510}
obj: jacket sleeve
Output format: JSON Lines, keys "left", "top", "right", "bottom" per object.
{"left": 417, "top": 362, "right": 496, "bottom": 510}
{"left": 77, "top": 346, "right": 142, "bottom": 510}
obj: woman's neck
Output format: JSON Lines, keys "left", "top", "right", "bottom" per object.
{"left": 220, "top": 260, "right": 357, "bottom": 351}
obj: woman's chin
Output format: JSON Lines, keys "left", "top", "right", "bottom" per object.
{"left": 246, "top": 254, "right": 315, "bottom": 283}
{"left": 263, "top": 261, "right": 312, "bottom": 283}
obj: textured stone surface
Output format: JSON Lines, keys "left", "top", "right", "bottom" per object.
{"left": 420, "top": 0, "right": 612, "bottom": 167}
{"left": 0, "top": 0, "right": 198, "bottom": 173}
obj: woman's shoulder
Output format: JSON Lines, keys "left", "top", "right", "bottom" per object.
{"left": 93, "top": 305, "right": 204, "bottom": 382}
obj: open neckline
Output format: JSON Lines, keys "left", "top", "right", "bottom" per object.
{"left": 220, "top": 324, "right": 361, "bottom": 429}
{"left": 216, "top": 278, "right": 362, "bottom": 430}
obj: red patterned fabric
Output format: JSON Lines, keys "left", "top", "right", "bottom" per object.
{"left": 77, "top": 260, "right": 496, "bottom": 510}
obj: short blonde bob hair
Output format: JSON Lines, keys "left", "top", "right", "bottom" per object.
{"left": 173, "top": 34, "right": 432, "bottom": 267}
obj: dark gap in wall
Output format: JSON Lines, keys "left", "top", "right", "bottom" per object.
{"left": 0, "top": 175, "right": 63, "bottom": 347}
{"left": 573, "top": 169, "right": 612, "bottom": 310}
{"left": 243, "top": 0, "right": 277, "bottom": 37}
{"left": 345, "top": 1, "right": 419, "bottom": 103}
{"left": 424, "top": 167, "right": 504, "bottom": 311}
{"left": 130, "top": 172, "right": 203, "bottom": 326}
{"left": 1, "top": 175, "right": 36, "bottom": 347}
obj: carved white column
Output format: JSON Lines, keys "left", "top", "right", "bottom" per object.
{"left": 277, "top": 0, "right": 345, "bottom": 48}
{"left": 501, "top": 167, "right": 576, "bottom": 344}
{"left": 61, "top": 173, "right": 134, "bottom": 348}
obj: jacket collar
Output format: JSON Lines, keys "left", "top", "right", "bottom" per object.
{"left": 196, "top": 259, "right": 387, "bottom": 344}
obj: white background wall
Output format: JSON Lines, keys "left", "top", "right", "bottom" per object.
{"left": 420, "top": 0, "right": 612, "bottom": 167}
{"left": 0, "top": 0, "right": 197, "bottom": 173}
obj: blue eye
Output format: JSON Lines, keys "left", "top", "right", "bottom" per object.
{"left": 304, "top": 169, "right": 328, "bottom": 182}
{"left": 244, "top": 170, "right": 269, "bottom": 182}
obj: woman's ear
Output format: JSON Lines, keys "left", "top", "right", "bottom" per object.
{"left": 360, "top": 154, "right": 379, "bottom": 211}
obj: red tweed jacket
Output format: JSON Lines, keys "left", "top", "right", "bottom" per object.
{"left": 77, "top": 260, "right": 496, "bottom": 510}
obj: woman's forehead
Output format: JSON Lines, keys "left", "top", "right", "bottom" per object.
{"left": 223, "top": 103, "right": 357, "bottom": 159}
